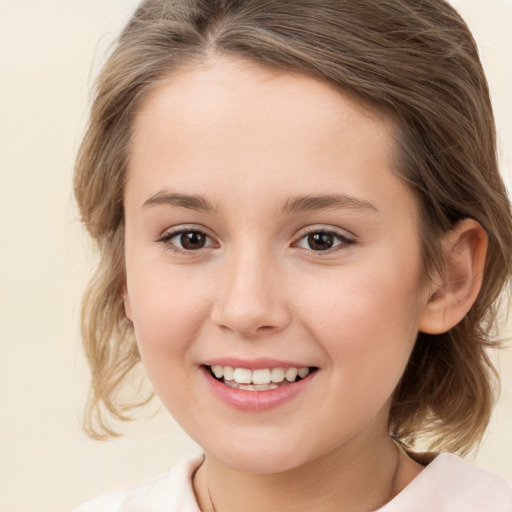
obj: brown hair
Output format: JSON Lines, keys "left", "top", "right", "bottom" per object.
{"left": 75, "top": 0, "right": 512, "bottom": 451}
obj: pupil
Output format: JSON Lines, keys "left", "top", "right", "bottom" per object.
{"left": 308, "top": 232, "right": 334, "bottom": 250}
{"left": 181, "top": 232, "right": 205, "bottom": 250}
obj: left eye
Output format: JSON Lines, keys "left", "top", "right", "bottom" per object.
{"left": 161, "top": 230, "right": 215, "bottom": 251}
{"left": 296, "top": 231, "right": 353, "bottom": 251}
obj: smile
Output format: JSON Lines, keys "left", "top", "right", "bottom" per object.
{"left": 207, "top": 365, "right": 316, "bottom": 391}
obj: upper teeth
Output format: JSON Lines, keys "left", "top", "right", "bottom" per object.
{"left": 210, "top": 365, "right": 311, "bottom": 384}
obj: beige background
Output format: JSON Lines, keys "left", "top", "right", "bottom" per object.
{"left": 0, "top": 1, "right": 511, "bottom": 511}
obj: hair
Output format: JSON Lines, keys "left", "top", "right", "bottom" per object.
{"left": 75, "top": 0, "right": 512, "bottom": 452}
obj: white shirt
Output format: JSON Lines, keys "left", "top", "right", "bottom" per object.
{"left": 72, "top": 453, "right": 512, "bottom": 511}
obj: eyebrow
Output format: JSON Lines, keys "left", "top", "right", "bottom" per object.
{"left": 143, "top": 192, "right": 218, "bottom": 212}
{"left": 143, "top": 191, "right": 378, "bottom": 214}
{"left": 282, "top": 194, "right": 379, "bottom": 214}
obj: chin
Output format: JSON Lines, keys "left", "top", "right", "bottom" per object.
{"left": 202, "top": 433, "right": 320, "bottom": 475}
{"left": 216, "top": 451, "right": 303, "bottom": 475}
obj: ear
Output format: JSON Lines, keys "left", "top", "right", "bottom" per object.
{"left": 121, "top": 283, "right": 133, "bottom": 321}
{"left": 419, "top": 219, "right": 488, "bottom": 335}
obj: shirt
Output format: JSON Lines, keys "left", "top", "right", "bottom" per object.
{"left": 72, "top": 453, "right": 512, "bottom": 511}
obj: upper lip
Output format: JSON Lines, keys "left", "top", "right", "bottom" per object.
{"left": 201, "top": 358, "right": 316, "bottom": 370}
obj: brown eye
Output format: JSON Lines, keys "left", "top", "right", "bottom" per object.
{"left": 307, "top": 232, "right": 335, "bottom": 251}
{"left": 180, "top": 231, "right": 207, "bottom": 250}
{"left": 159, "top": 229, "right": 215, "bottom": 252}
{"left": 295, "top": 229, "right": 355, "bottom": 252}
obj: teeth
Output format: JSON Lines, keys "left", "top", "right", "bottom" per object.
{"left": 271, "top": 367, "right": 285, "bottom": 383}
{"left": 223, "top": 366, "right": 234, "bottom": 381}
{"left": 285, "top": 367, "right": 298, "bottom": 382}
{"left": 212, "top": 365, "right": 224, "bottom": 379}
{"left": 298, "top": 367, "right": 310, "bottom": 378}
{"left": 209, "top": 365, "right": 312, "bottom": 386}
{"left": 225, "top": 381, "right": 280, "bottom": 391}
{"left": 233, "top": 368, "right": 252, "bottom": 384}
{"left": 252, "top": 369, "right": 271, "bottom": 385}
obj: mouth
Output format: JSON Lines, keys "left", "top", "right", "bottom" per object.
{"left": 204, "top": 364, "right": 318, "bottom": 391}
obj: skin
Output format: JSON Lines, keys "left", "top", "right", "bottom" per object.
{"left": 121, "top": 56, "right": 483, "bottom": 511}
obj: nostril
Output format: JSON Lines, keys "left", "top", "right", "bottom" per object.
{"left": 215, "top": 322, "right": 281, "bottom": 338}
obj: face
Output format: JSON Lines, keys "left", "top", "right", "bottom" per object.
{"left": 123, "top": 56, "right": 432, "bottom": 474}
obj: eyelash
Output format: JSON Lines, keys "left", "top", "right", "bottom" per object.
{"left": 157, "top": 227, "right": 356, "bottom": 255}
{"left": 294, "top": 228, "right": 356, "bottom": 254}
{"left": 157, "top": 228, "right": 217, "bottom": 254}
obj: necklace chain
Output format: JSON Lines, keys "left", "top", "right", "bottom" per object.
{"left": 205, "top": 443, "right": 401, "bottom": 512}
{"left": 207, "top": 480, "right": 218, "bottom": 512}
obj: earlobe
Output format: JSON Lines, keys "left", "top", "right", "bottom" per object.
{"left": 419, "top": 219, "right": 488, "bottom": 335}
{"left": 121, "top": 283, "right": 133, "bottom": 321}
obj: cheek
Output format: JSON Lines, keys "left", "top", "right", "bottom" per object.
{"left": 125, "top": 261, "right": 210, "bottom": 365}
{"left": 294, "top": 259, "right": 424, "bottom": 368}
{"left": 124, "top": 266, "right": 214, "bottom": 415}
{"left": 295, "top": 266, "right": 423, "bottom": 431}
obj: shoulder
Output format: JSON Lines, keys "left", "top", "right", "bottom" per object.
{"left": 381, "top": 452, "right": 512, "bottom": 512}
{"left": 70, "top": 455, "right": 204, "bottom": 512}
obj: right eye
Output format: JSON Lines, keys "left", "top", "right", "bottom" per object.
{"left": 158, "top": 229, "right": 216, "bottom": 252}
{"left": 293, "top": 228, "right": 356, "bottom": 253}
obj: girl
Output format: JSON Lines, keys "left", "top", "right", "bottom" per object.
{"left": 73, "top": 0, "right": 512, "bottom": 510}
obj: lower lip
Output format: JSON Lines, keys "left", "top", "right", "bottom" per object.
{"left": 201, "top": 367, "right": 316, "bottom": 412}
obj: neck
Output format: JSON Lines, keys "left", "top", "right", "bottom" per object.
{"left": 194, "top": 434, "right": 421, "bottom": 512}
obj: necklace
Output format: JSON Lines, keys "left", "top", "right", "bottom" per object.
{"left": 207, "top": 482, "right": 218, "bottom": 512}
{"left": 205, "top": 443, "right": 401, "bottom": 512}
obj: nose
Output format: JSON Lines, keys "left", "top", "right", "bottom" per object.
{"left": 211, "top": 248, "right": 292, "bottom": 338}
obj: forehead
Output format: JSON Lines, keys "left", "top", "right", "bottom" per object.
{"left": 131, "top": 56, "right": 393, "bottom": 149}
{"left": 127, "top": 56, "right": 413, "bottom": 217}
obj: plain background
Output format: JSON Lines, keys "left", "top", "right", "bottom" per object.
{"left": 0, "top": 1, "right": 511, "bottom": 511}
